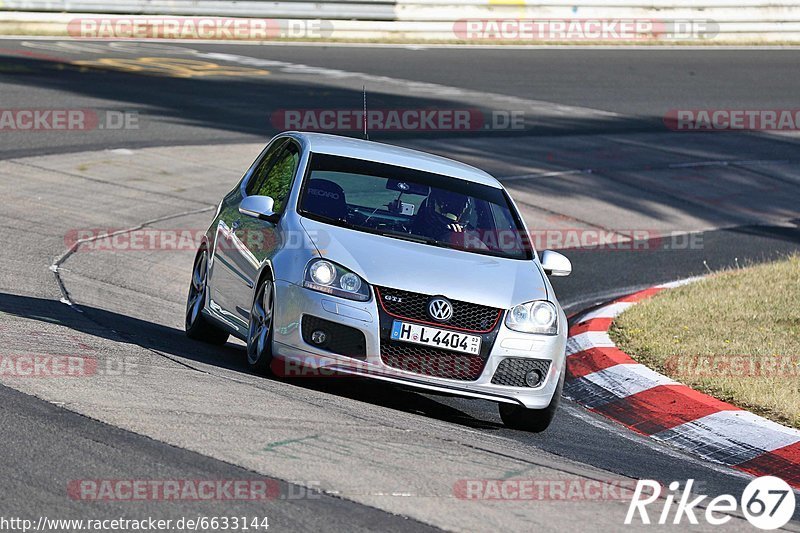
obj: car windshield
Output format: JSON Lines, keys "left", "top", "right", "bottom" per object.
{"left": 298, "top": 153, "right": 531, "bottom": 260}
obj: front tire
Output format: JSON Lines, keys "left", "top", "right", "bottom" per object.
{"left": 247, "top": 278, "right": 275, "bottom": 375}
{"left": 185, "top": 247, "right": 229, "bottom": 345}
{"left": 498, "top": 370, "right": 565, "bottom": 433}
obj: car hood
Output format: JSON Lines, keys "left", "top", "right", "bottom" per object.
{"left": 300, "top": 218, "right": 548, "bottom": 309}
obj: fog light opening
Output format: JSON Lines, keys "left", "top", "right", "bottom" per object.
{"left": 525, "top": 369, "right": 543, "bottom": 388}
{"left": 310, "top": 330, "right": 328, "bottom": 346}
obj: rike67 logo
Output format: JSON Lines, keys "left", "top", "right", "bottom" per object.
{"left": 626, "top": 476, "right": 796, "bottom": 529}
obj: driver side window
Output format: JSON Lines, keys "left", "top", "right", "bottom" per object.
{"left": 245, "top": 140, "right": 300, "bottom": 214}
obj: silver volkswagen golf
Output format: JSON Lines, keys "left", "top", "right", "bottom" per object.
{"left": 186, "top": 132, "right": 572, "bottom": 432}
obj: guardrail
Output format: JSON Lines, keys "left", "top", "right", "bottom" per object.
{"left": 1, "top": 1, "right": 398, "bottom": 20}
{"left": 2, "top": 0, "right": 799, "bottom": 42}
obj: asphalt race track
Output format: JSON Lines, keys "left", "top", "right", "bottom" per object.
{"left": 1, "top": 39, "right": 799, "bottom": 531}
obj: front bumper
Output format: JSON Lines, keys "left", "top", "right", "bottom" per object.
{"left": 271, "top": 280, "right": 567, "bottom": 409}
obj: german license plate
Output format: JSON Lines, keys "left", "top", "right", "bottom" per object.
{"left": 390, "top": 321, "right": 481, "bottom": 355}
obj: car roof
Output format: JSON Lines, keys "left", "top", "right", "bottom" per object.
{"left": 286, "top": 132, "right": 502, "bottom": 189}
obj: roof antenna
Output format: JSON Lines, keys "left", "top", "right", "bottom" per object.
{"left": 362, "top": 85, "right": 369, "bottom": 140}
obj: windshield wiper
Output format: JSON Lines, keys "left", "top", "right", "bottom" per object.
{"left": 307, "top": 213, "right": 447, "bottom": 248}
{"left": 307, "top": 213, "right": 355, "bottom": 230}
{"left": 378, "top": 231, "right": 442, "bottom": 247}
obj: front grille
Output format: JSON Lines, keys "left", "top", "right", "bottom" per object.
{"left": 491, "top": 358, "right": 551, "bottom": 387}
{"left": 375, "top": 286, "right": 502, "bottom": 333}
{"left": 301, "top": 315, "right": 366, "bottom": 359}
{"left": 380, "top": 341, "right": 486, "bottom": 381}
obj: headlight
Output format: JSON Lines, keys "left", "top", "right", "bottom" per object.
{"left": 303, "top": 259, "right": 370, "bottom": 301}
{"left": 505, "top": 300, "right": 558, "bottom": 335}
{"left": 309, "top": 260, "right": 336, "bottom": 285}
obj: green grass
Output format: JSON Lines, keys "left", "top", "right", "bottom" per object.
{"left": 609, "top": 254, "right": 800, "bottom": 428}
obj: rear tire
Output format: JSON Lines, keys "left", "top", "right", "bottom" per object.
{"left": 498, "top": 370, "right": 565, "bottom": 433}
{"left": 185, "top": 247, "right": 229, "bottom": 345}
{"left": 247, "top": 278, "right": 275, "bottom": 375}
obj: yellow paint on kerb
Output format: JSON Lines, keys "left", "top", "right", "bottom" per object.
{"left": 71, "top": 57, "right": 270, "bottom": 78}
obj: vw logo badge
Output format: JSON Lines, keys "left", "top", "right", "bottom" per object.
{"left": 427, "top": 297, "right": 453, "bottom": 322}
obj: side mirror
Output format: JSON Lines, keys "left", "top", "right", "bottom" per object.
{"left": 540, "top": 250, "right": 571, "bottom": 277}
{"left": 239, "top": 195, "right": 279, "bottom": 223}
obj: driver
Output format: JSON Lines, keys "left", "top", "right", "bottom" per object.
{"left": 411, "top": 188, "right": 470, "bottom": 242}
